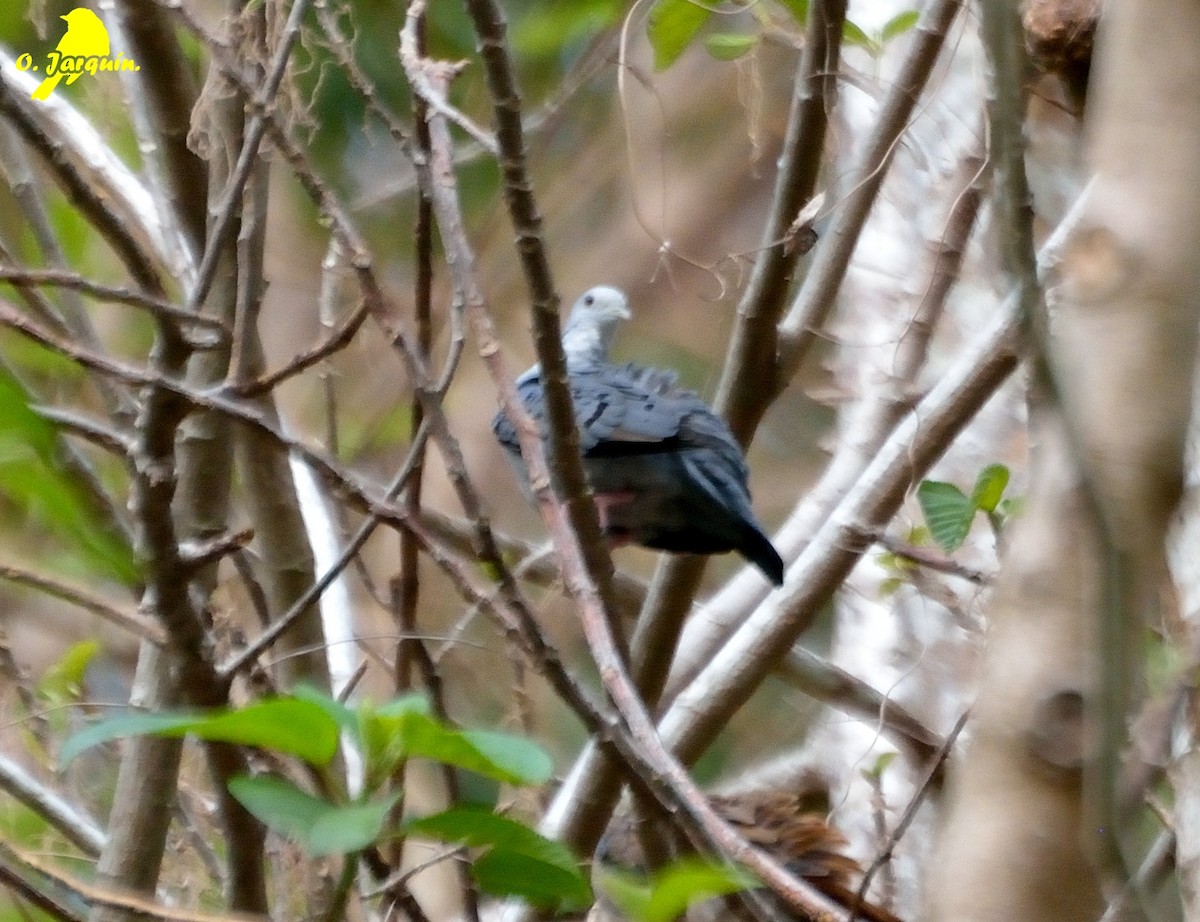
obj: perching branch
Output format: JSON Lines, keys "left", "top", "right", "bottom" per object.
{"left": 457, "top": 0, "right": 624, "bottom": 635}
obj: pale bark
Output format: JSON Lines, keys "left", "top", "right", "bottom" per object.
{"left": 927, "top": 413, "right": 1105, "bottom": 921}
{"left": 931, "top": 0, "right": 1200, "bottom": 917}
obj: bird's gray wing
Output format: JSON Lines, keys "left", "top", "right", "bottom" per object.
{"left": 491, "top": 362, "right": 686, "bottom": 449}
{"left": 490, "top": 366, "right": 544, "bottom": 454}
{"left": 494, "top": 361, "right": 747, "bottom": 467}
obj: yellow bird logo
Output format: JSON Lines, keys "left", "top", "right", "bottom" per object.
{"left": 30, "top": 8, "right": 113, "bottom": 101}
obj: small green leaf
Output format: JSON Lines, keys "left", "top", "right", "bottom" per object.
{"left": 60, "top": 698, "right": 341, "bottom": 768}
{"left": 401, "top": 718, "right": 555, "bottom": 786}
{"left": 357, "top": 698, "right": 437, "bottom": 784}
{"left": 480, "top": 559, "right": 504, "bottom": 583}
{"left": 841, "top": 19, "right": 879, "bottom": 54}
{"left": 186, "top": 699, "right": 342, "bottom": 765}
{"left": 309, "top": 798, "right": 400, "bottom": 856}
{"left": 647, "top": 0, "right": 711, "bottom": 70}
{"left": 703, "top": 33, "right": 758, "bottom": 61}
{"left": 37, "top": 640, "right": 99, "bottom": 705}
{"left": 291, "top": 685, "right": 358, "bottom": 730}
{"left": 228, "top": 775, "right": 329, "bottom": 844}
{"left": 881, "top": 9, "right": 920, "bottom": 41}
{"left": 970, "top": 463, "right": 1010, "bottom": 514}
{"left": 458, "top": 730, "right": 554, "bottom": 785}
{"left": 916, "top": 480, "right": 974, "bottom": 553}
{"left": 229, "top": 775, "right": 400, "bottom": 856}
{"left": 863, "top": 751, "right": 898, "bottom": 780}
{"left": 406, "top": 807, "right": 590, "bottom": 910}
{"left": 596, "top": 858, "right": 756, "bottom": 922}
{"left": 373, "top": 694, "right": 433, "bottom": 720}
{"left": 876, "top": 550, "right": 915, "bottom": 576}
{"left": 60, "top": 713, "right": 200, "bottom": 767}
{"left": 474, "top": 847, "right": 592, "bottom": 910}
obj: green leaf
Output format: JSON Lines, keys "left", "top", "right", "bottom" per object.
{"left": 474, "top": 847, "right": 592, "bottom": 910}
{"left": 373, "top": 694, "right": 433, "bottom": 720}
{"left": 403, "top": 723, "right": 549, "bottom": 786}
{"left": 881, "top": 9, "right": 920, "bottom": 41}
{"left": 862, "top": 751, "right": 898, "bottom": 780}
{"left": 969, "top": 464, "right": 1010, "bottom": 514}
{"left": 647, "top": 0, "right": 711, "bottom": 70}
{"left": 841, "top": 19, "right": 879, "bottom": 54}
{"left": 916, "top": 480, "right": 974, "bottom": 553}
{"left": 60, "top": 698, "right": 341, "bottom": 768}
{"left": 406, "top": 807, "right": 590, "bottom": 909}
{"left": 356, "top": 695, "right": 553, "bottom": 788}
{"left": 184, "top": 699, "right": 342, "bottom": 765}
{"left": 595, "top": 858, "right": 756, "bottom": 922}
{"left": 227, "top": 775, "right": 329, "bottom": 844}
{"left": 356, "top": 697, "right": 436, "bottom": 785}
{"left": 229, "top": 775, "right": 399, "bottom": 856}
{"left": 37, "top": 640, "right": 99, "bottom": 705}
{"left": 703, "top": 33, "right": 758, "bottom": 61}
{"left": 0, "top": 368, "right": 136, "bottom": 585}
{"left": 457, "top": 729, "right": 554, "bottom": 785}
{"left": 61, "top": 713, "right": 203, "bottom": 767}
{"left": 594, "top": 867, "right": 653, "bottom": 922}
{"left": 290, "top": 684, "right": 358, "bottom": 730}
{"left": 775, "top": 0, "right": 809, "bottom": 24}
{"left": 308, "top": 797, "right": 400, "bottom": 856}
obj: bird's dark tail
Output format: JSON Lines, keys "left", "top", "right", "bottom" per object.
{"left": 740, "top": 524, "right": 785, "bottom": 585}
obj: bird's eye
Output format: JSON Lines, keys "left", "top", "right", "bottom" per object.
{"left": 583, "top": 294, "right": 595, "bottom": 306}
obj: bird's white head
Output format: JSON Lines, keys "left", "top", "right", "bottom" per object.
{"left": 562, "top": 286, "right": 631, "bottom": 362}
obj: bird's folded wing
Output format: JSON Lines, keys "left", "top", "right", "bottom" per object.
{"left": 495, "top": 362, "right": 747, "bottom": 465}
{"left": 571, "top": 365, "right": 691, "bottom": 454}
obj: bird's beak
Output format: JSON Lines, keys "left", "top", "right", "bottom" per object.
{"left": 60, "top": 14, "right": 68, "bottom": 20}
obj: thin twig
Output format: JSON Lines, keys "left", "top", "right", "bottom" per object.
{"left": 225, "top": 300, "right": 368, "bottom": 397}
{"left": 778, "top": 648, "right": 943, "bottom": 764}
{"left": 0, "top": 562, "right": 166, "bottom": 644}
{"left": 219, "top": 417, "right": 434, "bottom": 679}
{"left": 872, "top": 533, "right": 991, "bottom": 586}
{"left": 452, "top": 0, "right": 624, "bottom": 632}
{"left": 0, "top": 266, "right": 226, "bottom": 336}
{"left": 851, "top": 709, "right": 969, "bottom": 920}
{"left": 182, "top": 0, "right": 315, "bottom": 314}
{"left": 0, "top": 753, "right": 106, "bottom": 856}
{"left": 776, "top": 0, "right": 965, "bottom": 385}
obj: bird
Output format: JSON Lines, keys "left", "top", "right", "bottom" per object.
{"left": 596, "top": 789, "right": 903, "bottom": 922}
{"left": 32, "top": 8, "right": 111, "bottom": 102}
{"left": 491, "top": 286, "right": 785, "bottom": 585}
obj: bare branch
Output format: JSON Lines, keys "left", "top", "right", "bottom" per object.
{"left": 0, "top": 266, "right": 227, "bottom": 339}
{"left": 776, "top": 0, "right": 965, "bottom": 385}
{"left": 0, "top": 752, "right": 106, "bottom": 856}
{"left": 0, "top": 562, "right": 165, "bottom": 644}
